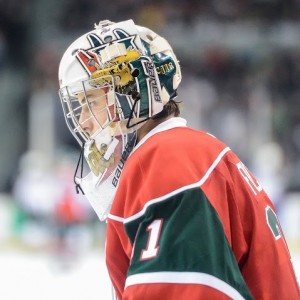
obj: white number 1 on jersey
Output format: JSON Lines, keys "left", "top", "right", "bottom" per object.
{"left": 140, "top": 219, "right": 163, "bottom": 261}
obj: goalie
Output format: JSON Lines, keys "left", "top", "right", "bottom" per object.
{"left": 58, "top": 19, "right": 299, "bottom": 299}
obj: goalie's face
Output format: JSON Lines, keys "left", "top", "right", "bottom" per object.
{"left": 78, "top": 88, "right": 110, "bottom": 138}
{"left": 59, "top": 79, "right": 117, "bottom": 146}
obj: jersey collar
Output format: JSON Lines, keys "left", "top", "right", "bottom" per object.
{"left": 132, "top": 117, "right": 187, "bottom": 154}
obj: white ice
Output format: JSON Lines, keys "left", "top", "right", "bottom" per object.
{"left": 0, "top": 249, "right": 299, "bottom": 300}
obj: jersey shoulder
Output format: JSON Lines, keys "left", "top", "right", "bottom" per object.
{"left": 112, "top": 127, "right": 230, "bottom": 218}
{"left": 134, "top": 127, "right": 228, "bottom": 166}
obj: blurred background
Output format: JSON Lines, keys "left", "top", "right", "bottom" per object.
{"left": 0, "top": 0, "right": 300, "bottom": 299}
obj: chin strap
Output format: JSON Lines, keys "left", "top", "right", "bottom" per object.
{"left": 74, "top": 143, "right": 85, "bottom": 195}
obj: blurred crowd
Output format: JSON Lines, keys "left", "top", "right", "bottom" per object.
{"left": 0, "top": 0, "right": 300, "bottom": 253}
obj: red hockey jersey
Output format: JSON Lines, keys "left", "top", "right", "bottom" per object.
{"left": 106, "top": 118, "right": 300, "bottom": 300}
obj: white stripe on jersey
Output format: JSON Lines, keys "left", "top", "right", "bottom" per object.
{"left": 125, "top": 271, "right": 245, "bottom": 300}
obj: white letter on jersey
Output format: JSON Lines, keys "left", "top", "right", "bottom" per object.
{"left": 236, "top": 162, "right": 263, "bottom": 196}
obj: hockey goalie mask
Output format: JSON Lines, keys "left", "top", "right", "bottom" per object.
{"left": 58, "top": 19, "right": 181, "bottom": 220}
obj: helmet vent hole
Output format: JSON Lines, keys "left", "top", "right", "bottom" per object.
{"left": 131, "top": 69, "right": 139, "bottom": 77}
{"left": 146, "top": 34, "right": 154, "bottom": 41}
{"left": 71, "top": 49, "right": 79, "bottom": 56}
{"left": 88, "top": 59, "right": 95, "bottom": 66}
{"left": 104, "top": 35, "right": 113, "bottom": 43}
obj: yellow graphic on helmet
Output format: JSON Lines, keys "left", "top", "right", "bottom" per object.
{"left": 91, "top": 50, "right": 140, "bottom": 87}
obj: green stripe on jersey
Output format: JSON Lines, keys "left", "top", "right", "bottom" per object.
{"left": 125, "top": 187, "right": 253, "bottom": 300}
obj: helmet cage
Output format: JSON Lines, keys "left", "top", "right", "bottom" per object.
{"left": 59, "top": 75, "right": 116, "bottom": 146}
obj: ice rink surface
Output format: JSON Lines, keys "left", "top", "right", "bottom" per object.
{"left": 0, "top": 249, "right": 299, "bottom": 300}
{"left": 0, "top": 250, "right": 113, "bottom": 300}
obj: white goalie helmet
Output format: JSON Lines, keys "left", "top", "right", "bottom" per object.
{"left": 58, "top": 19, "right": 181, "bottom": 221}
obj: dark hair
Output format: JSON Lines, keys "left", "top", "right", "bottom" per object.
{"left": 152, "top": 100, "right": 180, "bottom": 120}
